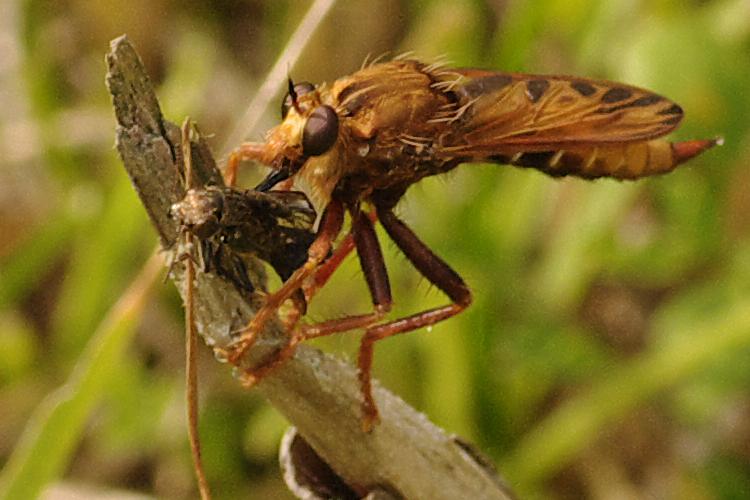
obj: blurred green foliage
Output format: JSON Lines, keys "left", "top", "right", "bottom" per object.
{"left": 0, "top": 0, "right": 749, "bottom": 498}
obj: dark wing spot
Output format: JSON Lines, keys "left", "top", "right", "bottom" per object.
{"left": 658, "top": 103, "right": 683, "bottom": 115}
{"left": 526, "top": 79, "right": 550, "bottom": 103}
{"left": 631, "top": 94, "right": 663, "bottom": 107}
{"left": 595, "top": 94, "right": 665, "bottom": 114}
{"left": 601, "top": 87, "right": 633, "bottom": 103}
{"left": 661, "top": 116, "right": 682, "bottom": 126}
{"left": 571, "top": 80, "right": 597, "bottom": 96}
{"left": 458, "top": 74, "right": 513, "bottom": 100}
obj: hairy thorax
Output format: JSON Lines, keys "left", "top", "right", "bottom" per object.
{"left": 300, "top": 60, "right": 460, "bottom": 207}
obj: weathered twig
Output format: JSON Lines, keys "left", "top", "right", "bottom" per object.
{"left": 106, "top": 34, "right": 514, "bottom": 500}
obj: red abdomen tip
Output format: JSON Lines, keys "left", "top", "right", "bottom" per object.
{"left": 673, "top": 137, "right": 723, "bottom": 165}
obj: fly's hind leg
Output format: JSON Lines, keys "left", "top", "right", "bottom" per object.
{"left": 357, "top": 207, "right": 473, "bottom": 431}
{"left": 297, "top": 205, "right": 393, "bottom": 339}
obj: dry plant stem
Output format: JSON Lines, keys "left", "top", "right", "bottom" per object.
{"left": 184, "top": 243, "right": 212, "bottom": 500}
{"left": 107, "top": 35, "right": 514, "bottom": 500}
{"left": 181, "top": 119, "right": 212, "bottom": 500}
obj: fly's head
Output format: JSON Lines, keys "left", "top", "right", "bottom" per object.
{"left": 255, "top": 80, "right": 342, "bottom": 191}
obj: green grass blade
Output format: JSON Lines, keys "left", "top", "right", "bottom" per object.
{"left": 503, "top": 295, "right": 750, "bottom": 487}
{"left": 0, "top": 254, "right": 162, "bottom": 500}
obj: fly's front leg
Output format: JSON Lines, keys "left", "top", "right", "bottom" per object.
{"left": 238, "top": 208, "right": 391, "bottom": 386}
{"left": 224, "top": 199, "right": 345, "bottom": 370}
{"left": 281, "top": 209, "right": 376, "bottom": 331}
{"left": 224, "top": 142, "right": 273, "bottom": 187}
{"left": 357, "top": 207, "right": 473, "bottom": 431}
{"left": 277, "top": 226, "right": 358, "bottom": 331}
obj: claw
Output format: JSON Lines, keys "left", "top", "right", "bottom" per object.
{"left": 226, "top": 334, "right": 256, "bottom": 364}
{"left": 360, "top": 409, "right": 380, "bottom": 434}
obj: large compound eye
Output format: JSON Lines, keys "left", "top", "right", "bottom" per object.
{"left": 302, "top": 105, "right": 339, "bottom": 156}
{"left": 281, "top": 81, "right": 315, "bottom": 118}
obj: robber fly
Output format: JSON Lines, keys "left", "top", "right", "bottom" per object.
{"left": 224, "top": 58, "right": 720, "bottom": 431}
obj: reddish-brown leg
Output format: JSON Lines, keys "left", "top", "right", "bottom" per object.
{"left": 300, "top": 207, "right": 392, "bottom": 340}
{"left": 303, "top": 210, "right": 377, "bottom": 303}
{"left": 225, "top": 199, "right": 345, "bottom": 366}
{"left": 275, "top": 210, "right": 377, "bottom": 331}
{"left": 253, "top": 232, "right": 368, "bottom": 380}
{"left": 235, "top": 207, "right": 392, "bottom": 385}
{"left": 223, "top": 149, "right": 240, "bottom": 187}
{"left": 224, "top": 142, "right": 273, "bottom": 187}
{"left": 357, "top": 207, "right": 473, "bottom": 431}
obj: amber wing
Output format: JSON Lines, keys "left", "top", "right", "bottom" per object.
{"left": 436, "top": 69, "right": 716, "bottom": 179}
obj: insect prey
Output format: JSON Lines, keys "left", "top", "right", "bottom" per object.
{"left": 222, "top": 59, "right": 720, "bottom": 431}
{"left": 170, "top": 119, "right": 323, "bottom": 497}
{"left": 172, "top": 186, "right": 317, "bottom": 293}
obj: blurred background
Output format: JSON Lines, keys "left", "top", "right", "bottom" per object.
{"left": 1, "top": 0, "right": 749, "bottom": 498}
